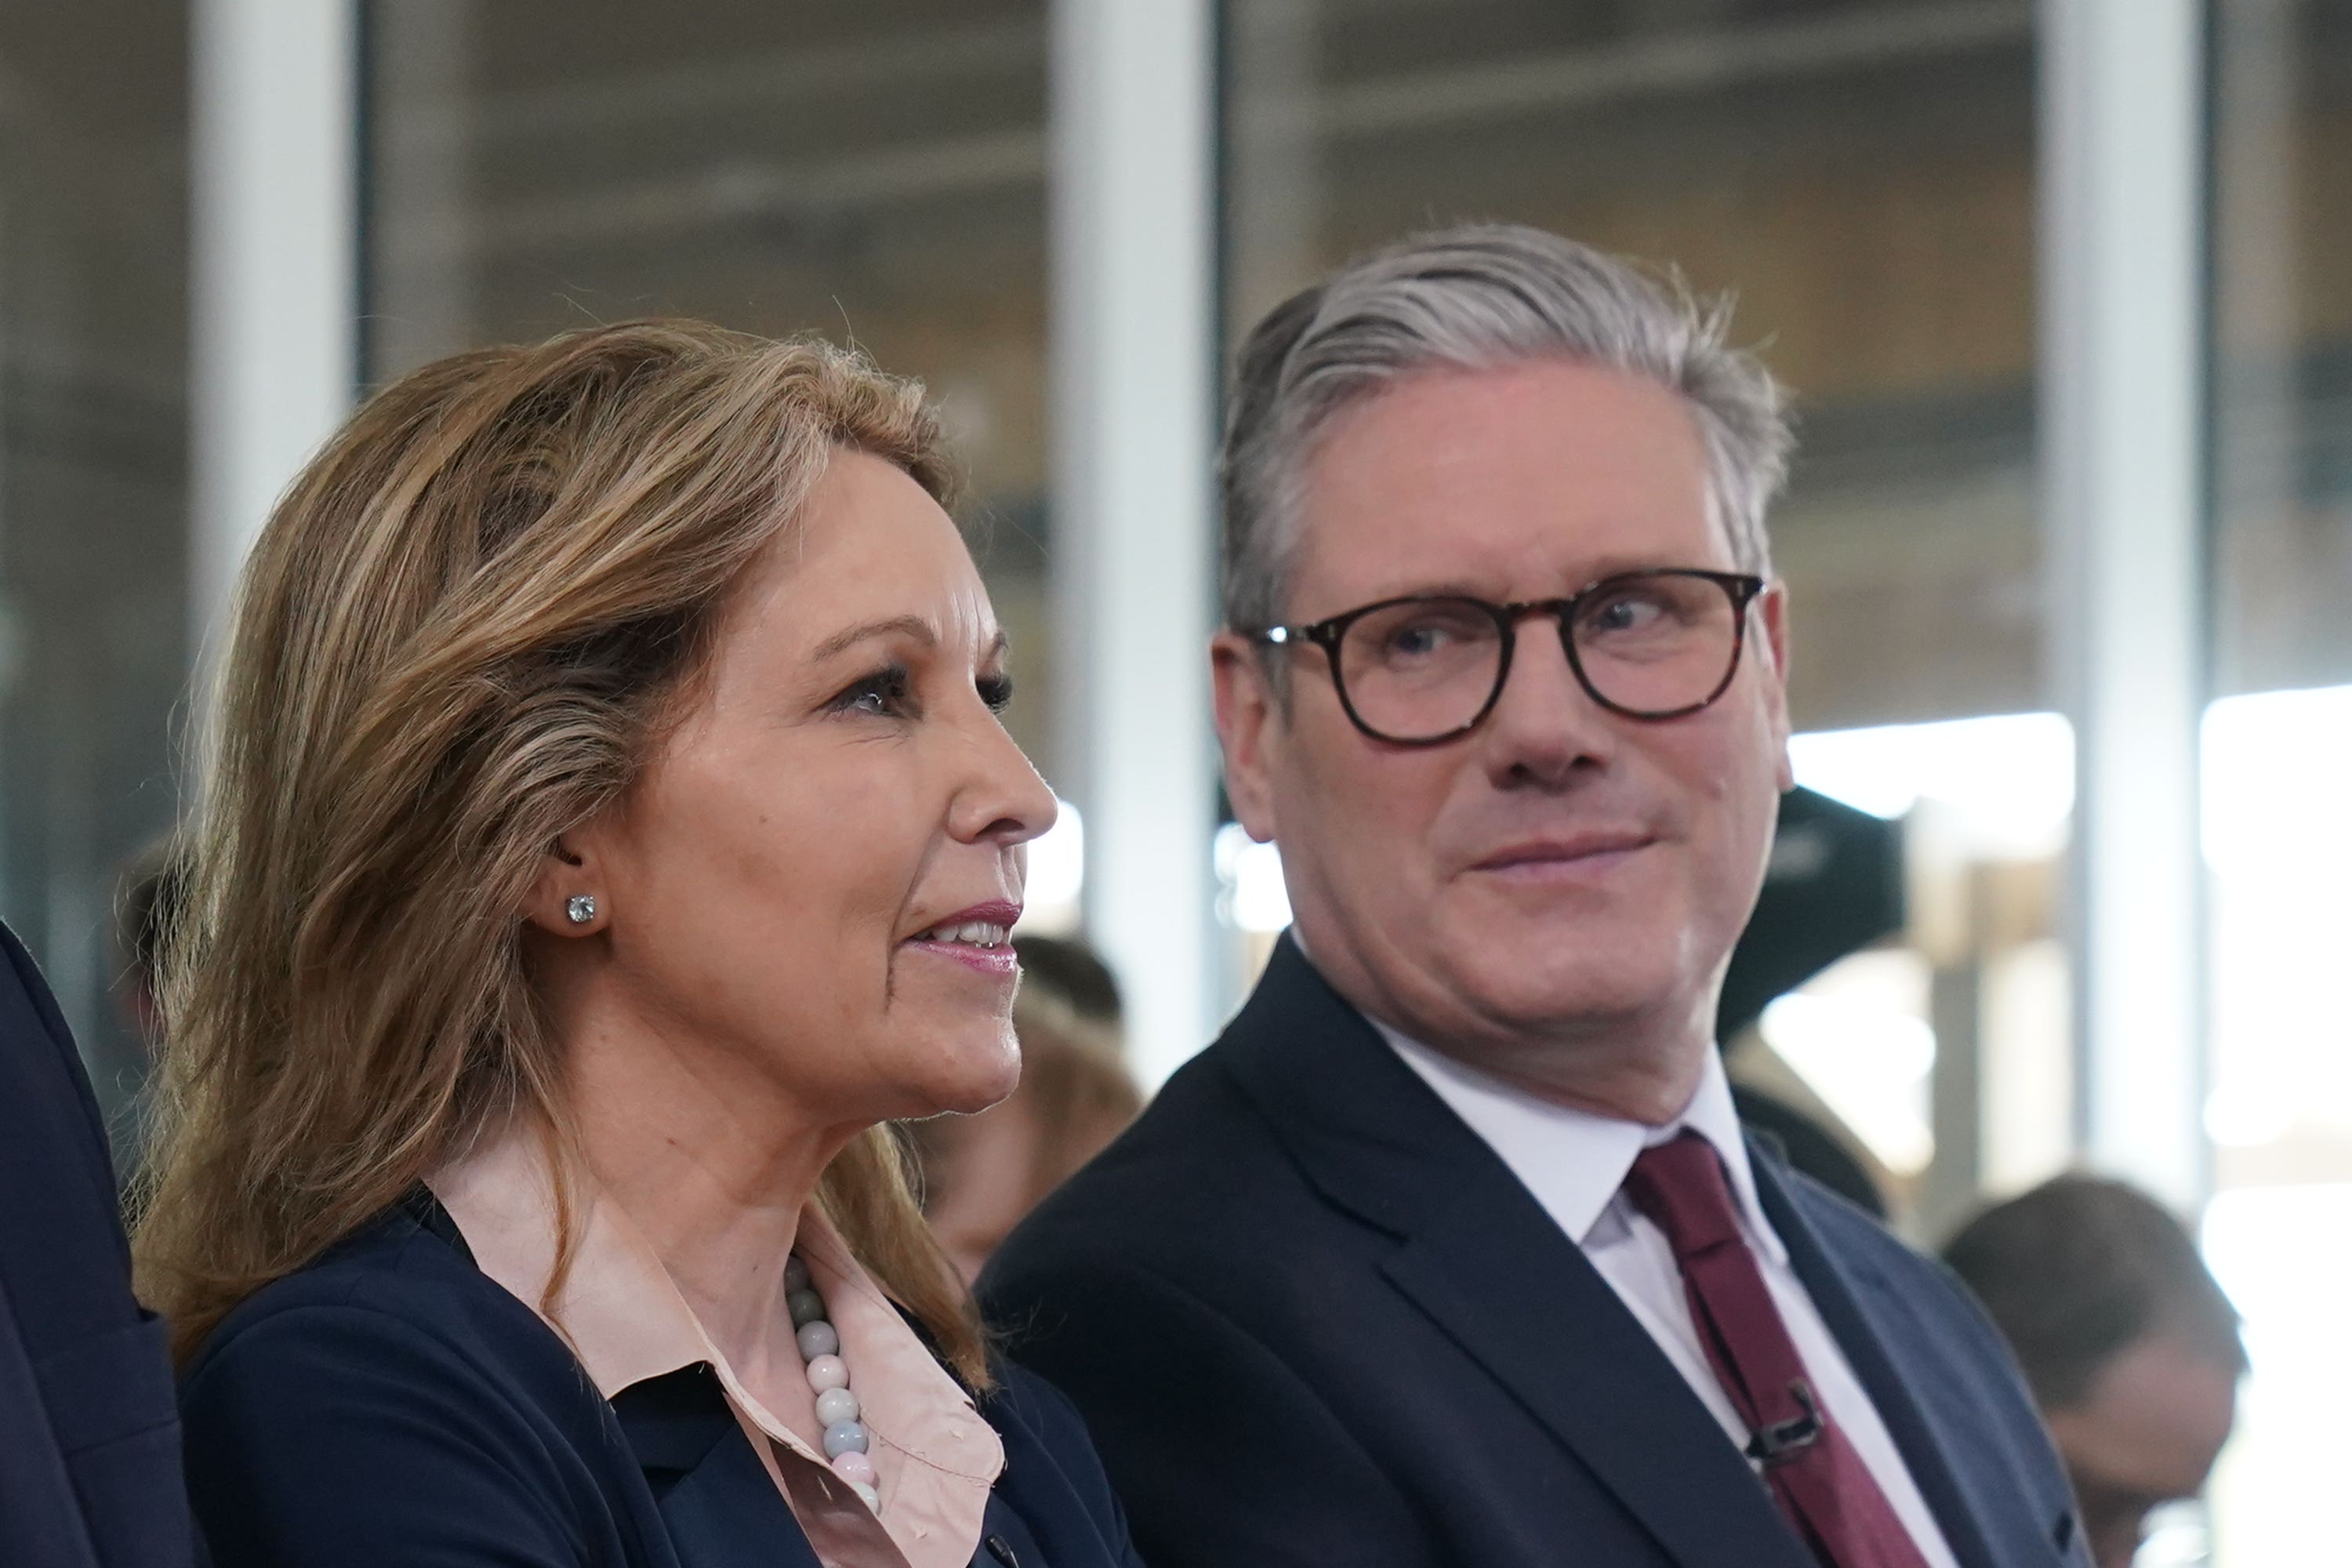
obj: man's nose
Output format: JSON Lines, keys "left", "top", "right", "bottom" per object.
{"left": 1477, "top": 619, "right": 1620, "bottom": 786}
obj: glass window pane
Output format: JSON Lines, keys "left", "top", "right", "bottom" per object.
{"left": 2206, "top": 3, "right": 2352, "bottom": 1560}
{"left": 0, "top": 4, "right": 191, "bottom": 1133}
{"left": 365, "top": 0, "right": 1057, "bottom": 766}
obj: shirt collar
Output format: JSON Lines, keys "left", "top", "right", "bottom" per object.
{"left": 427, "top": 1116, "right": 1003, "bottom": 1568}
{"left": 1374, "top": 1018, "right": 1788, "bottom": 1265}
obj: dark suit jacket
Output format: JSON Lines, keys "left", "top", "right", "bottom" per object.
{"left": 0, "top": 920, "right": 198, "bottom": 1568}
{"left": 982, "top": 937, "right": 2088, "bottom": 1568}
{"left": 179, "top": 1192, "right": 1145, "bottom": 1568}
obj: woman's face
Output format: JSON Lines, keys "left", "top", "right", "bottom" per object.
{"left": 560, "top": 450, "right": 1055, "bottom": 1129}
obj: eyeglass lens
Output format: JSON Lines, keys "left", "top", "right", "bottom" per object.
{"left": 1333, "top": 573, "right": 1744, "bottom": 741}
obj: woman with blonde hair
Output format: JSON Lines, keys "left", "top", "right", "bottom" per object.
{"left": 136, "top": 322, "right": 1145, "bottom": 1568}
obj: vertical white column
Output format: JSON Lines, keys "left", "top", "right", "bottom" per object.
{"left": 191, "top": 0, "right": 361, "bottom": 666}
{"left": 2038, "top": 0, "right": 2208, "bottom": 1208}
{"left": 1048, "top": 0, "right": 1218, "bottom": 1087}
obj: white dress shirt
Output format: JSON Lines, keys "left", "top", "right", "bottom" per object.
{"left": 1381, "top": 1024, "right": 1962, "bottom": 1568}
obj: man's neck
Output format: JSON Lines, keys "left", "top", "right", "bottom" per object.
{"left": 1292, "top": 933, "right": 1717, "bottom": 1126}
{"left": 1462, "top": 1040, "right": 1708, "bottom": 1126}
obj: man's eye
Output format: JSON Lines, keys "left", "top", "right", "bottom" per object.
{"left": 1589, "top": 593, "right": 1670, "bottom": 635}
{"left": 1388, "top": 622, "right": 1452, "bottom": 658}
{"left": 833, "top": 664, "right": 915, "bottom": 717}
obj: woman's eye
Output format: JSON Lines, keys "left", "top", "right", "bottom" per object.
{"left": 833, "top": 663, "right": 916, "bottom": 718}
{"left": 978, "top": 673, "right": 1014, "bottom": 714}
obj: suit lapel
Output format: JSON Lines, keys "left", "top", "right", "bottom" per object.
{"left": 1752, "top": 1156, "right": 2005, "bottom": 1568}
{"left": 1222, "top": 942, "right": 1812, "bottom": 1568}
{"left": 1381, "top": 1193, "right": 1813, "bottom": 1568}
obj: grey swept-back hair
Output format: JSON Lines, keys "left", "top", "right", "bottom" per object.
{"left": 1218, "top": 223, "right": 1793, "bottom": 637}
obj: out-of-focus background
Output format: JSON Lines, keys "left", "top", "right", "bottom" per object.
{"left": 0, "top": 2, "right": 2344, "bottom": 1560}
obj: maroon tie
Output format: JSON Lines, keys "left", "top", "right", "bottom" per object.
{"left": 1622, "top": 1133, "right": 1934, "bottom": 1568}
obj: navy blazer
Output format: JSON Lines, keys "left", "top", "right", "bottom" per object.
{"left": 982, "top": 937, "right": 2089, "bottom": 1568}
{"left": 179, "top": 1192, "right": 1145, "bottom": 1568}
{"left": 0, "top": 920, "right": 198, "bottom": 1568}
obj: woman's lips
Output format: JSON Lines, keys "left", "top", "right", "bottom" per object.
{"left": 901, "top": 900, "right": 1022, "bottom": 977}
{"left": 903, "top": 937, "right": 1020, "bottom": 977}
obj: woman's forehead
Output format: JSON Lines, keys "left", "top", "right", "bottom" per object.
{"left": 730, "top": 460, "right": 997, "bottom": 661}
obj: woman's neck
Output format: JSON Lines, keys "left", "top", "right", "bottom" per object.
{"left": 560, "top": 1005, "right": 860, "bottom": 1395}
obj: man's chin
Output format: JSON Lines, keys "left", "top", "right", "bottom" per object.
{"left": 1437, "top": 944, "right": 1682, "bottom": 1036}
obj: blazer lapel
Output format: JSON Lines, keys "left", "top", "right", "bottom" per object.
{"left": 612, "top": 1367, "right": 824, "bottom": 1568}
{"left": 656, "top": 1440, "right": 825, "bottom": 1568}
{"left": 1221, "top": 941, "right": 1813, "bottom": 1568}
{"left": 1752, "top": 1156, "right": 2005, "bottom": 1568}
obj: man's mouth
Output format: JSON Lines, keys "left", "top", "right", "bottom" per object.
{"left": 1470, "top": 830, "right": 1657, "bottom": 872}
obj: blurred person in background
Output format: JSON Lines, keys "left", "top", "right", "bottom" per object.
{"left": 913, "top": 965, "right": 1142, "bottom": 1282}
{"left": 1009, "top": 933, "right": 1124, "bottom": 1037}
{"left": 102, "top": 833, "right": 190, "bottom": 1172}
{"left": 135, "top": 321, "right": 1144, "bottom": 1568}
{"left": 114, "top": 833, "right": 187, "bottom": 1056}
{"left": 985, "top": 225, "right": 2086, "bottom": 1568}
{"left": 1943, "top": 1177, "right": 2245, "bottom": 1568}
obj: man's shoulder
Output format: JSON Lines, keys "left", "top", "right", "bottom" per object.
{"left": 1767, "top": 1154, "right": 2017, "bottom": 1367}
{"left": 1777, "top": 1163, "right": 1950, "bottom": 1283}
{"left": 983, "top": 1036, "right": 1351, "bottom": 1307}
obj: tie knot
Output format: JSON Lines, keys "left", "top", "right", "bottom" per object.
{"left": 1622, "top": 1131, "right": 1745, "bottom": 1261}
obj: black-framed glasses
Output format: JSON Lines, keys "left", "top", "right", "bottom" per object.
{"left": 1252, "top": 568, "right": 1767, "bottom": 746}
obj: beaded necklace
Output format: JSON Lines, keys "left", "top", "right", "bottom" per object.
{"left": 784, "top": 1254, "right": 880, "bottom": 1512}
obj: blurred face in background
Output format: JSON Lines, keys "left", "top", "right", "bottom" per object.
{"left": 917, "top": 998, "right": 1142, "bottom": 1281}
{"left": 2044, "top": 1331, "right": 2240, "bottom": 1568}
{"left": 1214, "top": 360, "right": 1791, "bottom": 1119}
{"left": 540, "top": 451, "right": 1058, "bottom": 1134}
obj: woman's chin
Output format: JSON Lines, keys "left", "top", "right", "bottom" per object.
{"left": 894, "top": 1032, "right": 1022, "bottom": 1119}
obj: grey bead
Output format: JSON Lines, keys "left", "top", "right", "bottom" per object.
{"left": 796, "top": 1319, "right": 841, "bottom": 1361}
{"left": 784, "top": 1256, "right": 811, "bottom": 1292}
{"left": 822, "top": 1420, "right": 870, "bottom": 1458}
{"left": 815, "top": 1386, "right": 862, "bottom": 1428}
{"left": 786, "top": 1288, "right": 826, "bottom": 1328}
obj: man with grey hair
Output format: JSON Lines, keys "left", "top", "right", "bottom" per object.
{"left": 983, "top": 225, "right": 2084, "bottom": 1568}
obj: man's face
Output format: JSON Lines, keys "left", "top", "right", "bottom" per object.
{"left": 2044, "top": 1334, "right": 2241, "bottom": 1568}
{"left": 1213, "top": 360, "right": 1791, "bottom": 1114}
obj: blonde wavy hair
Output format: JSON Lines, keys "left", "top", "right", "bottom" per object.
{"left": 134, "top": 320, "right": 989, "bottom": 1383}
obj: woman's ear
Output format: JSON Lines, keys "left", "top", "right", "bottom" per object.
{"left": 524, "top": 830, "right": 606, "bottom": 937}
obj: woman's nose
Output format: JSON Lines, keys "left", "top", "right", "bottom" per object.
{"left": 956, "top": 710, "right": 1059, "bottom": 848}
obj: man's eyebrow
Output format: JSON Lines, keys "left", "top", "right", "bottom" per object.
{"left": 812, "top": 615, "right": 937, "bottom": 662}
{"left": 1354, "top": 561, "right": 1710, "bottom": 604}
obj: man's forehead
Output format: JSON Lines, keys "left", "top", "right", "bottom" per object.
{"left": 1289, "top": 367, "right": 1726, "bottom": 604}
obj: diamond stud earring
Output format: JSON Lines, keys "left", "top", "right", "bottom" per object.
{"left": 565, "top": 894, "right": 597, "bottom": 925}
